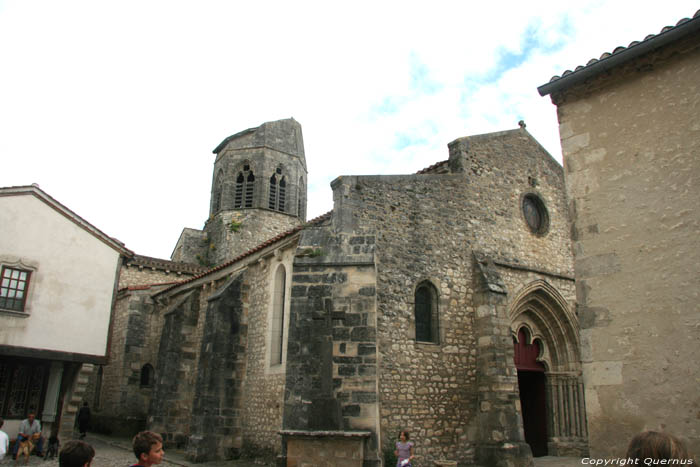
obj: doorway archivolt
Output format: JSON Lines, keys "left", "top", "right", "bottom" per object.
{"left": 509, "top": 280, "right": 588, "bottom": 457}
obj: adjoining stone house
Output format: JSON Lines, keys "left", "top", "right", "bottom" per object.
{"left": 538, "top": 10, "right": 700, "bottom": 458}
{"left": 0, "top": 185, "right": 131, "bottom": 443}
{"left": 89, "top": 118, "right": 584, "bottom": 466}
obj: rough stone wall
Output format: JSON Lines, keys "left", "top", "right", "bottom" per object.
{"left": 204, "top": 209, "right": 300, "bottom": 266}
{"left": 118, "top": 262, "right": 199, "bottom": 289}
{"left": 329, "top": 128, "right": 573, "bottom": 465}
{"left": 282, "top": 225, "right": 380, "bottom": 465}
{"left": 149, "top": 289, "right": 202, "bottom": 447}
{"left": 103, "top": 291, "right": 153, "bottom": 417}
{"left": 171, "top": 228, "right": 208, "bottom": 265}
{"left": 204, "top": 118, "right": 307, "bottom": 266}
{"left": 87, "top": 288, "right": 162, "bottom": 435}
{"left": 551, "top": 34, "right": 700, "bottom": 456}
{"left": 187, "top": 273, "right": 248, "bottom": 461}
{"left": 238, "top": 248, "right": 292, "bottom": 457}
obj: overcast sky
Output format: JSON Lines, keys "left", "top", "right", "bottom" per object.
{"left": 1, "top": 1, "right": 697, "bottom": 259}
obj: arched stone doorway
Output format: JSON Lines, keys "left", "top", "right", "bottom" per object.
{"left": 514, "top": 327, "right": 548, "bottom": 456}
{"left": 509, "top": 280, "right": 588, "bottom": 457}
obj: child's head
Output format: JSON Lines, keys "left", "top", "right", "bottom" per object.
{"left": 0, "top": 416, "right": 4, "bottom": 429}
{"left": 626, "top": 431, "right": 692, "bottom": 461}
{"left": 59, "top": 440, "right": 95, "bottom": 467}
{"left": 399, "top": 430, "right": 410, "bottom": 441}
{"left": 133, "top": 431, "right": 164, "bottom": 466}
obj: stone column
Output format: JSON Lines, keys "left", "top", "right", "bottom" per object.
{"left": 473, "top": 253, "right": 533, "bottom": 467}
{"left": 42, "top": 362, "right": 64, "bottom": 423}
{"left": 545, "top": 373, "right": 589, "bottom": 456}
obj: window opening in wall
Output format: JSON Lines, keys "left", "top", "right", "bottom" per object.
{"left": 234, "top": 166, "right": 255, "bottom": 208}
{"left": 0, "top": 358, "right": 48, "bottom": 418}
{"left": 269, "top": 175, "right": 277, "bottom": 209}
{"left": 140, "top": 364, "right": 154, "bottom": 388}
{"left": 245, "top": 172, "right": 254, "bottom": 207}
{"left": 268, "top": 170, "right": 286, "bottom": 212}
{"left": 0, "top": 266, "right": 31, "bottom": 312}
{"left": 278, "top": 178, "right": 286, "bottom": 211}
{"left": 270, "top": 265, "right": 286, "bottom": 365}
{"left": 298, "top": 177, "right": 305, "bottom": 220}
{"left": 522, "top": 194, "right": 549, "bottom": 235}
{"left": 415, "top": 281, "right": 439, "bottom": 343}
{"left": 212, "top": 172, "right": 223, "bottom": 213}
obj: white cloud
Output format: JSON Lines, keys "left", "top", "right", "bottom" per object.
{"left": 1, "top": 0, "right": 697, "bottom": 258}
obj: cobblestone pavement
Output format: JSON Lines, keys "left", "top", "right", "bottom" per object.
{"left": 0, "top": 435, "right": 273, "bottom": 467}
{"left": 1, "top": 436, "right": 584, "bottom": 467}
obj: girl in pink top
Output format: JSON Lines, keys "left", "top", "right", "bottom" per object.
{"left": 394, "top": 430, "right": 415, "bottom": 467}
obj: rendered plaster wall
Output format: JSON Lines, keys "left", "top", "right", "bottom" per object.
{"left": 0, "top": 194, "right": 119, "bottom": 357}
{"left": 330, "top": 129, "right": 573, "bottom": 464}
{"left": 551, "top": 35, "right": 700, "bottom": 457}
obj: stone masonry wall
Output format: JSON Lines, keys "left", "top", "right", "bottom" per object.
{"left": 118, "top": 263, "right": 198, "bottom": 289}
{"left": 283, "top": 225, "right": 381, "bottom": 466}
{"left": 238, "top": 246, "right": 294, "bottom": 457}
{"left": 149, "top": 289, "right": 202, "bottom": 448}
{"left": 187, "top": 273, "right": 248, "bottom": 461}
{"left": 330, "top": 128, "right": 573, "bottom": 465}
{"left": 205, "top": 209, "right": 300, "bottom": 266}
{"left": 95, "top": 290, "right": 157, "bottom": 428}
{"left": 551, "top": 33, "right": 700, "bottom": 456}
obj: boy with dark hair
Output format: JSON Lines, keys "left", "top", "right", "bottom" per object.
{"left": 58, "top": 440, "right": 94, "bottom": 467}
{"left": 131, "top": 431, "right": 164, "bottom": 467}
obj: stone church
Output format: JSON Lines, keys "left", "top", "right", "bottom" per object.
{"left": 89, "top": 117, "right": 586, "bottom": 466}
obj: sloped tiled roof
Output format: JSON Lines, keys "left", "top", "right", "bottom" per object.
{"left": 416, "top": 160, "right": 449, "bottom": 174}
{"left": 153, "top": 210, "right": 333, "bottom": 297}
{"left": 538, "top": 9, "right": 700, "bottom": 96}
{"left": 125, "top": 254, "right": 206, "bottom": 275}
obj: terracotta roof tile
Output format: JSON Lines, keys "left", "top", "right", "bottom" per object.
{"left": 154, "top": 210, "right": 333, "bottom": 296}
{"left": 542, "top": 9, "right": 700, "bottom": 91}
{"left": 416, "top": 160, "right": 449, "bottom": 174}
{"left": 126, "top": 254, "right": 206, "bottom": 274}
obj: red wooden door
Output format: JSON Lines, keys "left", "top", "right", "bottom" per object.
{"left": 513, "top": 329, "right": 548, "bottom": 457}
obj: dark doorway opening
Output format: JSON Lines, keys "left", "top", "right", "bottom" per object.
{"left": 514, "top": 329, "right": 548, "bottom": 457}
{"left": 517, "top": 370, "right": 548, "bottom": 456}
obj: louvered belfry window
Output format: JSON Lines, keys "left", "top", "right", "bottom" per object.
{"left": 212, "top": 172, "right": 223, "bottom": 213}
{"left": 268, "top": 167, "right": 286, "bottom": 212}
{"left": 234, "top": 165, "right": 255, "bottom": 208}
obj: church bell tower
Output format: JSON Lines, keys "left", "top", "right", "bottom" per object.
{"left": 171, "top": 118, "right": 308, "bottom": 267}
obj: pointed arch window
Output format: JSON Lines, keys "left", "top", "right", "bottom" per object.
{"left": 270, "top": 265, "right": 286, "bottom": 365}
{"left": 297, "top": 177, "right": 305, "bottom": 220}
{"left": 269, "top": 167, "right": 286, "bottom": 212}
{"left": 212, "top": 171, "right": 223, "bottom": 213}
{"left": 234, "top": 165, "right": 255, "bottom": 208}
{"left": 415, "top": 281, "right": 439, "bottom": 343}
